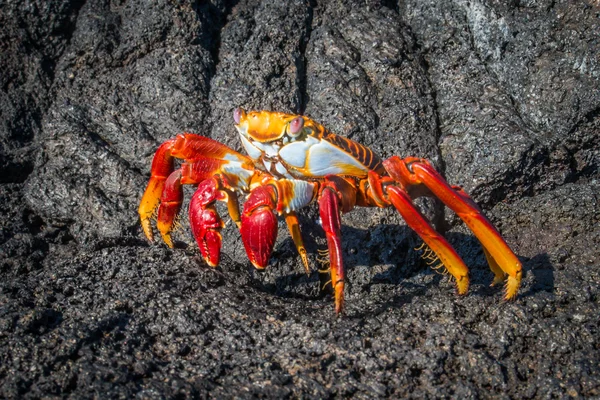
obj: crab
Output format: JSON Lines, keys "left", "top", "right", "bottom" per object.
{"left": 139, "top": 108, "right": 522, "bottom": 313}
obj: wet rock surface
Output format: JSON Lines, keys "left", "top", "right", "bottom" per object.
{"left": 1, "top": 0, "right": 599, "bottom": 397}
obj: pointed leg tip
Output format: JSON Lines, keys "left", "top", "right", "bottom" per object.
{"left": 301, "top": 256, "right": 311, "bottom": 275}
{"left": 204, "top": 258, "right": 219, "bottom": 268}
{"left": 160, "top": 233, "right": 174, "bottom": 248}
{"left": 334, "top": 296, "right": 344, "bottom": 315}
{"left": 141, "top": 219, "right": 155, "bottom": 242}
{"left": 456, "top": 276, "right": 469, "bottom": 296}
{"left": 503, "top": 275, "right": 521, "bottom": 301}
{"left": 333, "top": 281, "right": 345, "bottom": 315}
{"left": 250, "top": 259, "right": 267, "bottom": 270}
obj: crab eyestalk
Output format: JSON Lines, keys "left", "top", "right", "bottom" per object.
{"left": 287, "top": 116, "right": 304, "bottom": 136}
{"left": 233, "top": 107, "right": 245, "bottom": 125}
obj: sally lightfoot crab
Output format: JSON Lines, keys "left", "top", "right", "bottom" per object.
{"left": 139, "top": 108, "right": 522, "bottom": 313}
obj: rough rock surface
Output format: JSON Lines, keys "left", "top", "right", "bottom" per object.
{"left": 1, "top": 0, "right": 599, "bottom": 397}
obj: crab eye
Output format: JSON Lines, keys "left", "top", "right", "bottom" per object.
{"left": 233, "top": 107, "right": 245, "bottom": 125}
{"left": 288, "top": 116, "right": 304, "bottom": 136}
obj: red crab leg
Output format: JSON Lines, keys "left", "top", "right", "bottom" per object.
{"left": 318, "top": 183, "right": 345, "bottom": 314}
{"left": 451, "top": 185, "right": 506, "bottom": 287}
{"left": 138, "top": 138, "right": 177, "bottom": 241}
{"left": 386, "top": 186, "right": 470, "bottom": 295}
{"left": 383, "top": 156, "right": 522, "bottom": 299}
{"left": 284, "top": 212, "right": 310, "bottom": 274}
{"left": 240, "top": 185, "right": 278, "bottom": 269}
{"left": 189, "top": 177, "right": 229, "bottom": 267}
{"left": 156, "top": 170, "right": 183, "bottom": 248}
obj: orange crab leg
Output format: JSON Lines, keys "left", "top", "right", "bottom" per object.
{"left": 139, "top": 133, "right": 246, "bottom": 241}
{"left": 171, "top": 133, "right": 251, "bottom": 164}
{"left": 139, "top": 138, "right": 178, "bottom": 241}
{"left": 451, "top": 185, "right": 506, "bottom": 287}
{"left": 318, "top": 184, "right": 345, "bottom": 314}
{"left": 383, "top": 156, "right": 522, "bottom": 299}
{"left": 285, "top": 212, "right": 310, "bottom": 274}
{"left": 386, "top": 186, "right": 470, "bottom": 295}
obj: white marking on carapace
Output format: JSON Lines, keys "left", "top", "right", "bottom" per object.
{"left": 239, "top": 134, "right": 262, "bottom": 161}
{"left": 278, "top": 135, "right": 319, "bottom": 168}
{"left": 306, "top": 140, "right": 370, "bottom": 177}
{"left": 263, "top": 159, "right": 272, "bottom": 172}
{"left": 260, "top": 143, "right": 280, "bottom": 157}
{"left": 274, "top": 161, "right": 293, "bottom": 179}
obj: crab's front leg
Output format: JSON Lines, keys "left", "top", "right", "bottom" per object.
{"left": 139, "top": 138, "right": 178, "bottom": 241}
{"left": 240, "top": 176, "right": 350, "bottom": 313}
{"left": 318, "top": 185, "right": 345, "bottom": 314}
{"left": 139, "top": 133, "right": 252, "bottom": 248}
{"left": 156, "top": 169, "right": 183, "bottom": 248}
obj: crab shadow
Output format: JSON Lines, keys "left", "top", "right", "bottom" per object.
{"left": 246, "top": 222, "right": 554, "bottom": 311}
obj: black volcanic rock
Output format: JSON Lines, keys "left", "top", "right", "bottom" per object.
{"left": 1, "top": 0, "right": 598, "bottom": 397}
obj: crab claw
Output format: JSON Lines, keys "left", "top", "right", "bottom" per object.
{"left": 241, "top": 185, "right": 278, "bottom": 269}
{"left": 189, "top": 178, "right": 225, "bottom": 267}
{"left": 156, "top": 170, "right": 183, "bottom": 248}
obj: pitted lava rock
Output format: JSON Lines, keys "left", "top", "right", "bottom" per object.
{"left": 1, "top": 0, "right": 598, "bottom": 398}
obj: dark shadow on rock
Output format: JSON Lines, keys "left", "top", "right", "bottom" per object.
{"left": 520, "top": 253, "right": 554, "bottom": 298}
{"left": 22, "top": 308, "right": 63, "bottom": 335}
{"left": 241, "top": 223, "right": 534, "bottom": 310}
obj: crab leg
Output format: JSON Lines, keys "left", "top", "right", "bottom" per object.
{"left": 138, "top": 138, "right": 177, "bottom": 241}
{"left": 386, "top": 186, "right": 470, "bottom": 295}
{"left": 139, "top": 133, "right": 249, "bottom": 240}
{"left": 318, "top": 184, "right": 345, "bottom": 314}
{"left": 285, "top": 212, "right": 310, "bottom": 274}
{"left": 451, "top": 185, "right": 506, "bottom": 287}
{"left": 383, "top": 156, "right": 522, "bottom": 299}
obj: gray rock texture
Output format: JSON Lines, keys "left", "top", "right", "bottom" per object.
{"left": 1, "top": 0, "right": 598, "bottom": 397}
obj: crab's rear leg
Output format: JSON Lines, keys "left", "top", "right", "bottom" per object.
{"left": 384, "top": 156, "right": 522, "bottom": 299}
{"left": 451, "top": 186, "right": 506, "bottom": 287}
{"left": 386, "top": 186, "right": 470, "bottom": 295}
